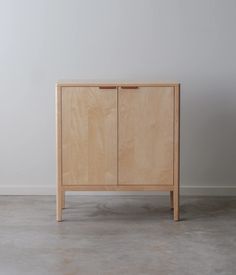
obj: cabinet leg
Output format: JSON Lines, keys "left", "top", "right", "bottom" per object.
{"left": 170, "top": 191, "right": 174, "bottom": 210}
{"left": 56, "top": 188, "right": 63, "bottom": 222}
{"left": 62, "top": 191, "right": 65, "bottom": 209}
{"left": 173, "top": 188, "right": 180, "bottom": 221}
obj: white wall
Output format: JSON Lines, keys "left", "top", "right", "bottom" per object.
{"left": 1, "top": 0, "right": 236, "bottom": 195}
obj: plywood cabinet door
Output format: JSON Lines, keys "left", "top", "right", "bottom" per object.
{"left": 118, "top": 86, "right": 174, "bottom": 185}
{"left": 61, "top": 86, "right": 117, "bottom": 185}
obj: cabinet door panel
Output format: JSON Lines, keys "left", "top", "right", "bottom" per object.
{"left": 118, "top": 86, "right": 174, "bottom": 185}
{"left": 61, "top": 87, "right": 117, "bottom": 185}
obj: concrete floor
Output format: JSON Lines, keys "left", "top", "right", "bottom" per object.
{"left": 0, "top": 196, "right": 236, "bottom": 275}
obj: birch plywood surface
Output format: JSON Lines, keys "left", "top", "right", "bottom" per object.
{"left": 61, "top": 87, "right": 117, "bottom": 185}
{"left": 118, "top": 86, "right": 174, "bottom": 185}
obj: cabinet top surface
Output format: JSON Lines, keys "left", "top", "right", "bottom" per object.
{"left": 56, "top": 81, "right": 180, "bottom": 87}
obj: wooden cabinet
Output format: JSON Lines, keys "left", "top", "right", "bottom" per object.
{"left": 56, "top": 83, "right": 180, "bottom": 221}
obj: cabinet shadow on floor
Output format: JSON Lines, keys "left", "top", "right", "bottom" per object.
{"left": 60, "top": 196, "right": 236, "bottom": 222}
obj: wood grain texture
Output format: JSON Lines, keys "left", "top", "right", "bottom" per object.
{"left": 118, "top": 86, "right": 174, "bottom": 185}
{"left": 61, "top": 86, "right": 117, "bottom": 185}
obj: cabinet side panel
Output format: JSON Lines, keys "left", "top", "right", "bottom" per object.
{"left": 61, "top": 87, "right": 117, "bottom": 185}
{"left": 174, "top": 85, "right": 180, "bottom": 188}
{"left": 56, "top": 85, "right": 62, "bottom": 220}
{"left": 56, "top": 86, "right": 62, "bottom": 188}
{"left": 119, "top": 86, "right": 174, "bottom": 185}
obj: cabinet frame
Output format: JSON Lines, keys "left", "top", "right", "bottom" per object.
{"left": 56, "top": 83, "right": 180, "bottom": 222}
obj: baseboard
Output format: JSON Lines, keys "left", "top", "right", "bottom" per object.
{"left": 180, "top": 186, "right": 236, "bottom": 196}
{"left": 0, "top": 185, "right": 236, "bottom": 196}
